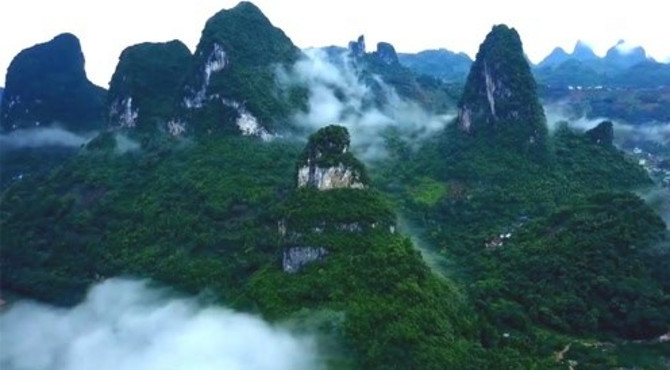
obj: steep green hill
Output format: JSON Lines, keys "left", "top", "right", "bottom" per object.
{"left": 178, "top": 1, "right": 305, "bottom": 136}
{"left": 0, "top": 33, "right": 105, "bottom": 132}
{"left": 457, "top": 25, "right": 548, "bottom": 160}
{"left": 107, "top": 40, "right": 192, "bottom": 135}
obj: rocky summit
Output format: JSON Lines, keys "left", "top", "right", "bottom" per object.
{"left": 0, "top": 33, "right": 105, "bottom": 132}
{"left": 348, "top": 35, "right": 366, "bottom": 58}
{"left": 297, "top": 125, "right": 367, "bottom": 190}
{"left": 458, "top": 24, "right": 547, "bottom": 158}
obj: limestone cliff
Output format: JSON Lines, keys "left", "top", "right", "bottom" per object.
{"left": 296, "top": 125, "right": 367, "bottom": 190}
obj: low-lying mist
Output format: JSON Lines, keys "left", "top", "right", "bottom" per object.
{"left": 0, "top": 126, "right": 96, "bottom": 149}
{"left": 638, "top": 187, "right": 670, "bottom": 229}
{"left": 0, "top": 279, "right": 321, "bottom": 370}
{"left": 114, "top": 133, "right": 141, "bottom": 154}
{"left": 544, "top": 103, "right": 670, "bottom": 146}
{"left": 277, "top": 49, "right": 454, "bottom": 161}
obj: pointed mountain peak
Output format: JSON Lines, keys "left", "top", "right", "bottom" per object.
{"left": 197, "top": 1, "right": 297, "bottom": 66}
{"left": 608, "top": 39, "right": 647, "bottom": 56}
{"left": 605, "top": 40, "right": 648, "bottom": 68}
{"left": 538, "top": 47, "right": 571, "bottom": 68}
{"left": 348, "top": 35, "right": 366, "bottom": 58}
{"left": 178, "top": 1, "right": 300, "bottom": 138}
{"left": 457, "top": 24, "right": 547, "bottom": 158}
{"left": 572, "top": 40, "right": 598, "bottom": 61}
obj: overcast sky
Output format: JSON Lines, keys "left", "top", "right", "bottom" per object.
{"left": 1, "top": 0, "right": 668, "bottom": 88}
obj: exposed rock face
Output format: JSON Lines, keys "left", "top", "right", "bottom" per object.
{"left": 458, "top": 25, "right": 548, "bottom": 158}
{"left": 297, "top": 125, "right": 367, "bottom": 190}
{"left": 374, "top": 42, "right": 399, "bottom": 65}
{"left": 183, "top": 43, "right": 227, "bottom": 109}
{"left": 586, "top": 120, "right": 614, "bottom": 146}
{"left": 282, "top": 247, "right": 328, "bottom": 273}
{"left": 220, "top": 99, "right": 272, "bottom": 140}
{"left": 110, "top": 97, "right": 138, "bottom": 129}
{"left": 348, "top": 35, "right": 366, "bottom": 58}
{"left": 179, "top": 1, "right": 301, "bottom": 137}
{"left": 297, "top": 164, "right": 365, "bottom": 190}
{"left": 108, "top": 40, "right": 192, "bottom": 134}
{"left": 0, "top": 33, "right": 105, "bottom": 132}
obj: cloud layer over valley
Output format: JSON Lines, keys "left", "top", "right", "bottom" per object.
{"left": 0, "top": 279, "right": 320, "bottom": 370}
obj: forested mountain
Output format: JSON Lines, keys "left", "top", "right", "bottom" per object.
{"left": 107, "top": 40, "right": 192, "bottom": 135}
{"left": 1, "top": 2, "right": 669, "bottom": 369}
{"left": 0, "top": 33, "right": 106, "bottom": 132}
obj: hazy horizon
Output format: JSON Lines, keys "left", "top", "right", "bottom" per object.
{"left": 1, "top": 0, "right": 669, "bottom": 88}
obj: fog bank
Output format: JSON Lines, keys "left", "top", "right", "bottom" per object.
{"left": 0, "top": 279, "right": 320, "bottom": 370}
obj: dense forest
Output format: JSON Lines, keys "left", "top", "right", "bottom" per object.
{"left": 1, "top": 2, "right": 669, "bottom": 369}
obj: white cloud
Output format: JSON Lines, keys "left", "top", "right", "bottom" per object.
{"left": 0, "top": 279, "right": 321, "bottom": 370}
{"left": 277, "top": 48, "right": 453, "bottom": 161}
{"left": 114, "top": 133, "right": 141, "bottom": 154}
{"left": 544, "top": 103, "right": 670, "bottom": 146}
{"left": 0, "top": 127, "right": 94, "bottom": 149}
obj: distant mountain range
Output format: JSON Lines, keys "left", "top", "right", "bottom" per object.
{"left": 393, "top": 40, "right": 670, "bottom": 88}
{"left": 397, "top": 49, "right": 472, "bottom": 83}
{"left": 534, "top": 40, "right": 670, "bottom": 88}
{"left": 538, "top": 40, "right": 649, "bottom": 69}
